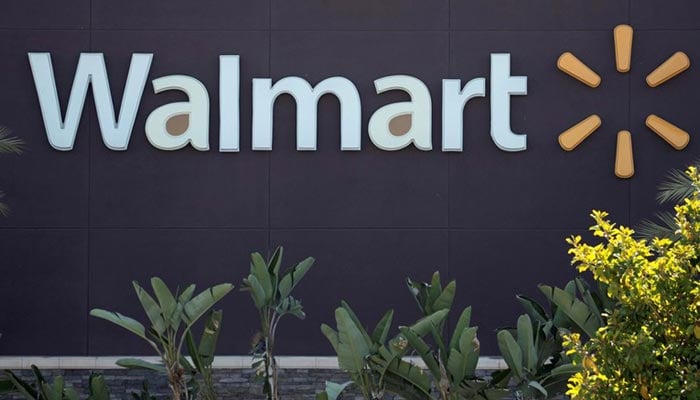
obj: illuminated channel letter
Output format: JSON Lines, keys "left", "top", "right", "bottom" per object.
{"left": 490, "top": 53, "right": 528, "bottom": 152}
{"left": 251, "top": 77, "right": 361, "bottom": 151}
{"left": 28, "top": 52, "right": 152, "bottom": 151}
{"left": 145, "top": 75, "right": 210, "bottom": 151}
{"left": 368, "top": 75, "right": 432, "bottom": 151}
{"left": 441, "top": 78, "right": 486, "bottom": 152}
{"left": 219, "top": 55, "right": 240, "bottom": 152}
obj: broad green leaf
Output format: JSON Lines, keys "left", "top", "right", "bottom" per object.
{"left": 318, "top": 381, "right": 353, "bottom": 400}
{"left": 245, "top": 275, "right": 267, "bottom": 309}
{"left": 371, "top": 309, "right": 394, "bottom": 344}
{"left": 528, "top": 381, "right": 547, "bottom": 396}
{"left": 185, "top": 330, "right": 204, "bottom": 372}
{"left": 88, "top": 374, "right": 110, "bottom": 400}
{"left": 406, "top": 309, "right": 448, "bottom": 338}
{"left": 428, "top": 272, "right": 442, "bottom": 311}
{"left": 399, "top": 327, "right": 440, "bottom": 379}
{"left": 184, "top": 283, "right": 233, "bottom": 327}
{"left": 320, "top": 324, "right": 340, "bottom": 353}
{"left": 372, "top": 348, "right": 432, "bottom": 398}
{"left": 0, "top": 377, "right": 14, "bottom": 393}
{"left": 516, "top": 315, "right": 537, "bottom": 372}
{"left": 116, "top": 358, "right": 167, "bottom": 373}
{"left": 41, "top": 375, "right": 63, "bottom": 400}
{"left": 278, "top": 257, "right": 314, "bottom": 299}
{"left": 64, "top": 387, "right": 79, "bottom": 400}
{"left": 268, "top": 246, "right": 284, "bottom": 277}
{"left": 150, "top": 277, "right": 177, "bottom": 324}
{"left": 4, "top": 370, "right": 37, "bottom": 398}
{"left": 497, "top": 330, "right": 523, "bottom": 380}
{"left": 541, "top": 285, "right": 601, "bottom": 338}
{"left": 339, "top": 301, "right": 372, "bottom": 344}
{"left": 335, "top": 308, "right": 371, "bottom": 374}
{"left": 546, "top": 363, "right": 581, "bottom": 378}
{"left": 197, "top": 310, "right": 223, "bottom": 367}
{"left": 250, "top": 252, "right": 273, "bottom": 302}
{"left": 132, "top": 281, "right": 166, "bottom": 335}
{"left": 178, "top": 284, "right": 196, "bottom": 304}
{"left": 575, "top": 278, "right": 604, "bottom": 327}
{"left": 447, "top": 326, "right": 479, "bottom": 383}
{"left": 90, "top": 309, "right": 151, "bottom": 343}
{"left": 449, "top": 307, "right": 472, "bottom": 351}
{"left": 433, "top": 280, "right": 456, "bottom": 312}
{"left": 516, "top": 295, "right": 549, "bottom": 324}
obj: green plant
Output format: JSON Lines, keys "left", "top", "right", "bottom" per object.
{"left": 563, "top": 167, "right": 700, "bottom": 399}
{"left": 402, "top": 272, "right": 508, "bottom": 400}
{"left": 131, "top": 380, "right": 159, "bottom": 400}
{"left": 90, "top": 277, "right": 233, "bottom": 400}
{"left": 637, "top": 159, "right": 700, "bottom": 240}
{"left": 0, "top": 126, "right": 24, "bottom": 216}
{"left": 319, "top": 301, "right": 448, "bottom": 400}
{"left": 242, "top": 247, "right": 314, "bottom": 400}
{"left": 2, "top": 367, "right": 109, "bottom": 400}
{"left": 494, "top": 277, "right": 613, "bottom": 399}
{"left": 182, "top": 310, "right": 223, "bottom": 400}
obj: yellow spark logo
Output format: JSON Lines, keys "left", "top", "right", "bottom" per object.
{"left": 556, "top": 24, "right": 691, "bottom": 179}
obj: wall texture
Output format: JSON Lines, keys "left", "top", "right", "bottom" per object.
{"left": 0, "top": 0, "right": 699, "bottom": 357}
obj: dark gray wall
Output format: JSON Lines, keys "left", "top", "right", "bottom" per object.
{"left": 0, "top": 0, "right": 699, "bottom": 356}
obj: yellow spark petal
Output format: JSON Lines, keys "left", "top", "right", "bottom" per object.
{"left": 558, "top": 114, "right": 602, "bottom": 151}
{"left": 557, "top": 52, "right": 601, "bottom": 88}
{"left": 647, "top": 51, "right": 691, "bottom": 88}
{"left": 615, "top": 131, "right": 634, "bottom": 179}
{"left": 646, "top": 114, "right": 690, "bottom": 150}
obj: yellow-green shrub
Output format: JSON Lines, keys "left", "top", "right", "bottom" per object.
{"left": 563, "top": 167, "right": 700, "bottom": 400}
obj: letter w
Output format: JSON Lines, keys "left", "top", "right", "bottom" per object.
{"left": 28, "top": 53, "right": 152, "bottom": 151}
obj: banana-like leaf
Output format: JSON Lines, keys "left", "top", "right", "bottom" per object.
{"left": 0, "top": 377, "right": 14, "bottom": 393}
{"left": 178, "top": 284, "right": 196, "bottom": 304}
{"left": 116, "top": 358, "right": 167, "bottom": 373}
{"left": 432, "top": 280, "right": 456, "bottom": 312}
{"left": 372, "top": 348, "right": 432, "bottom": 399}
{"left": 321, "top": 324, "right": 340, "bottom": 353}
{"left": 339, "top": 301, "right": 372, "bottom": 344}
{"left": 40, "top": 375, "right": 63, "bottom": 400}
{"left": 185, "top": 330, "right": 203, "bottom": 372}
{"left": 4, "top": 369, "right": 37, "bottom": 398}
{"left": 197, "top": 310, "right": 223, "bottom": 368}
{"left": 545, "top": 363, "right": 581, "bottom": 378}
{"left": 278, "top": 257, "right": 314, "bottom": 299}
{"left": 528, "top": 380, "right": 547, "bottom": 396}
{"left": 449, "top": 307, "right": 472, "bottom": 351}
{"left": 250, "top": 252, "right": 273, "bottom": 302}
{"left": 64, "top": 387, "right": 79, "bottom": 400}
{"left": 398, "top": 327, "right": 440, "bottom": 379}
{"left": 316, "top": 381, "right": 353, "bottom": 400}
{"left": 540, "top": 284, "right": 600, "bottom": 338}
{"left": 516, "top": 295, "right": 549, "bottom": 325}
{"left": 575, "top": 278, "right": 604, "bottom": 327}
{"left": 371, "top": 309, "right": 394, "bottom": 345}
{"left": 335, "top": 307, "right": 371, "bottom": 374}
{"left": 90, "top": 309, "right": 152, "bottom": 343}
{"left": 428, "top": 272, "right": 442, "bottom": 309}
{"left": 133, "top": 281, "right": 166, "bottom": 335}
{"left": 150, "top": 277, "right": 177, "bottom": 326}
{"left": 516, "top": 315, "right": 537, "bottom": 372}
{"left": 88, "top": 374, "right": 110, "bottom": 400}
{"left": 406, "top": 309, "right": 448, "bottom": 338}
{"left": 447, "top": 326, "right": 479, "bottom": 383}
{"left": 184, "top": 283, "right": 233, "bottom": 327}
{"left": 268, "top": 246, "right": 283, "bottom": 277}
{"left": 497, "top": 330, "right": 523, "bottom": 380}
{"left": 244, "top": 275, "right": 267, "bottom": 310}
